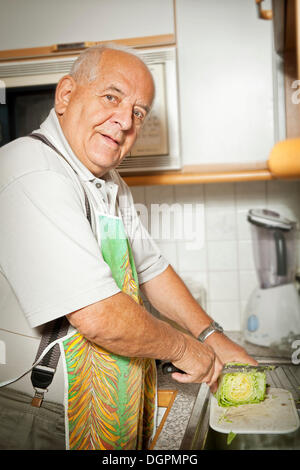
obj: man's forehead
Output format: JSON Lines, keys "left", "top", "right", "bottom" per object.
{"left": 93, "top": 51, "right": 154, "bottom": 105}
{"left": 102, "top": 50, "right": 152, "bottom": 82}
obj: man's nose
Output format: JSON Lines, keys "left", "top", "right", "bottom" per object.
{"left": 113, "top": 103, "right": 133, "bottom": 131}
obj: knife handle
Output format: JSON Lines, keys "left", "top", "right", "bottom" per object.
{"left": 162, "top": 362, "right": 185, "bottom": 375}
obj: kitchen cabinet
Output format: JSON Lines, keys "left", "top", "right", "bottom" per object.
{"left": 267, "top": 0, "right": 300, "bottom": 178}
{"left": 123, "top": 168, "right": 273, "bottom": 187}
{"left": 175, "top": 0, "right": 275, "bottom": 171}
{"left": 0, "top": 0, "right": 174, "bottom": 52}
{"left": 149, "top": 389, "right": 177, "bottom": 450}
{"left": 279, "top": 0, "right": 300, "bottom": 138}
{"left": 268, "top": 0, "right": 300, "bottom": 139}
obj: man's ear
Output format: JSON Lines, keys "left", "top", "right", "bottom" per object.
{"left": 55, "top": 75, "right": 76, "bottom": 115}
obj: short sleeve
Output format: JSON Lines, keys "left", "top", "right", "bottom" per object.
{"left": 0, "top": 170, "right": 120, "bottom": 328}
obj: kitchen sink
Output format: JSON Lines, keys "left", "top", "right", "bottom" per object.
{"left": 180, "top": 360, "right": 300, "bottom": 450}
{"left": 202, "top": 419, "right": 300, "bottom": 450}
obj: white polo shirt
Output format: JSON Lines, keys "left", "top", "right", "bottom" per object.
{"left": 0, "top": 108, "right": 168, "bottom": 404}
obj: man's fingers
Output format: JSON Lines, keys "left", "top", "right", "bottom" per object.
{"left": 206, "top": 356, "right": 223, "bottom": 388}
{"left": 202, "top": 358, "right": 216, "bottom": 384}
{"left": 209, "top": 381, "right": 218, "bottom": 394}
{"left": 171, "top": 371, "right": 194, "bottom": 383}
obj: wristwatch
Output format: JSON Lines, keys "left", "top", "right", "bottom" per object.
{"left": 197, "top": 321, "right": 224, "bottom": 343}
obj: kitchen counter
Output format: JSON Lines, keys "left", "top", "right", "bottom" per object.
{"left": 154, "top": 331, "right": 298, "bottom": 450}
{"left": 154, "top": 365, "right": 200, "bottom": 450}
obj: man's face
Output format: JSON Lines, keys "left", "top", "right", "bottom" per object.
{"left": 55, "top": 49, "right": 154, "bottom": 177}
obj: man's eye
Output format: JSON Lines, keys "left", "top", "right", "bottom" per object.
{"left": 134, "top": 109, "right": 145, "bottom": 120}
{"left": 105, "top": 94, "right": 117, "bottom": 103}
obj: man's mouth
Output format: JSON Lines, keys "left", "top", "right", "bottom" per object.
{"left": 101, "top": 133, "right": 120, "bottom": 147}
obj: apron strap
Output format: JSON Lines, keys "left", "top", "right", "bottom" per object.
{"left": 29, "top": 132, "right": 92, "bottom": 224}
{"left": 27, "top": 132, "right": 92, "bottom": 407}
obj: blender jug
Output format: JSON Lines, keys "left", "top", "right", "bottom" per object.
{"left": 248, "top": 209, "right": 297, "bottom": 289}
{"left": 244, "top": 209, "right": 300, "bottom": 349}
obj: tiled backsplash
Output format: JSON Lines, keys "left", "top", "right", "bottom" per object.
{"left": 131, "top": 180, "right": 300, "bottom": 331}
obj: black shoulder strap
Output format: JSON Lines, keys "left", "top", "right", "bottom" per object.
{"left": 29, "top": 132, "right": 92, "bottom": 225}
{"left": 28, "top": 132, "right": 92, "bottom": 407}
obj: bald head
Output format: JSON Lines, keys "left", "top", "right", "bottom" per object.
{"left": 70, "top": 44, "right": 153, "bottom": 88}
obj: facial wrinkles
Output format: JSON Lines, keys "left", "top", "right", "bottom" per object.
{"left": 91, "top": 88, "right": 144, "bottom": 147}
{"left": 95, "top": 60, "right": 152, "bottom": 112}
{"left": 91, "top": 105, "right": 130, "bottom": 150}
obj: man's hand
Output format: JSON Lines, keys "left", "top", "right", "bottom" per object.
{"left": 205, "top": 332, "right": 258, "bottom": 367}
{"left": 170, "top": 331, "right": 258, "bottom": 393}
{"left": 170, "top": 333, "right": 224, "bottom": 387}
{"left": 200, "top": 332, "right": 258, "bottom": 393}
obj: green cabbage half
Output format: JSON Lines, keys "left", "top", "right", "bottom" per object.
{"left": 215, "top": 365, "right": 267, "bottom": 407}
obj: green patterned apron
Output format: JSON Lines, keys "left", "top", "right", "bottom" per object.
{"left": 61, "top": 214, "right": 157, "bottom": 450}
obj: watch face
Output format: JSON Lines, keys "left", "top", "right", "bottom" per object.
{"left": 213, "top": 321, "right": 223, "bottom": 332}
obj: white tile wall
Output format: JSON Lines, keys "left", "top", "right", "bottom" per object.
{"left": 131, "top": 180, "right": 300, "bottom": 331}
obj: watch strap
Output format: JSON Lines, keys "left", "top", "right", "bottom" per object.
{"left": 197, "top": 321, "right": 223, "bottom": 343}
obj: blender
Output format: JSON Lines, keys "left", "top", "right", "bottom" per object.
{"left": 243, "top": 209, "right": 300, "bottom": 350}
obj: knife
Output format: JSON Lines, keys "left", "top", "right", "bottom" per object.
{"left": 161, "top": 362, "right": 277, "bottom": 375}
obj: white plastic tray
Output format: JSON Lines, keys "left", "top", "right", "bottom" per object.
{"left": 210, "top": 387, "right": 300, "bottom": 434}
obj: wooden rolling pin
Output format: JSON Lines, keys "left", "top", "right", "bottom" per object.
{"left": 268, "top": 138, "right": 300, "bottom": 177}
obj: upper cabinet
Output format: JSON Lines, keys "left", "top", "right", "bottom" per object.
{"left": 0, "top": 0, "right": 174, "bottom": 51}
{"left": 175, "top": 0, "right": 276, "bottom": 171}
{"left": 267, "top": 0, "right": 300, "bottom": 178}
{"left": 275, "top": 0, "right": 300, "bottom": 139}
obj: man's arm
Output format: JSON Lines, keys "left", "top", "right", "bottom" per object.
{"left": 140, "top": 265, "right": 257, "bottom": 367}
{"left": 67, "top": 290, "right": 223, "bottom": 386}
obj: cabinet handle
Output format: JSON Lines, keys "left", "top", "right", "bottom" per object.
{"left": 255, "top": 0, "right": 273, "bottom": 20}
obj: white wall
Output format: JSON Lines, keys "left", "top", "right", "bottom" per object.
{"left": 0, "top": 0, "right": 174, "bottom": 50}
{"left": 132, "top": 180, "right": 300, "bottom": 331}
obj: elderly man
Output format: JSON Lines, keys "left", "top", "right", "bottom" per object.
{"left": 0, "top": 45, "right": 256, "bottom": 450}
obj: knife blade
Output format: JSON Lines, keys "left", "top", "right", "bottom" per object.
{"left": 222, "top": 363, "right": 277, "bottom": 373}
{"left": 161, "top": 362, "right": 277, "bottom": 375}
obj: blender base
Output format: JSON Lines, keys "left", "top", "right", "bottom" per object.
{"left": 243, "top": 283, "right": 300, "bottom": 349}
